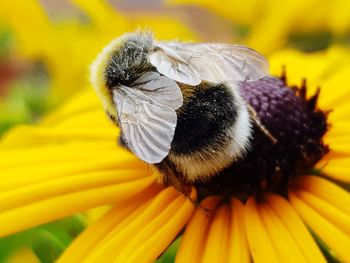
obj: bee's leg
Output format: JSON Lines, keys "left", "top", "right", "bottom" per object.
{"left": 155, "top": 160, "right": 192, "bottom": 196}
{"left": 247, "top": 105, "right": 278, "bottom": 144}
{"left": 155, "top": 160, "right": 210, "bottom": 214}
{"left": 166, "top": 172, "right": 198, "bottom": 203}
{"left": 164, "top": 171, "right": 211, "bottom": 214}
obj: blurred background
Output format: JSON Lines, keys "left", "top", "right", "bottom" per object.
{"left": 0, "top": 0, "right": 349, "bottom": 262}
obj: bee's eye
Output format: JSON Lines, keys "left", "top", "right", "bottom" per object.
{"left": 105, "top": 56, "right": 141, "bottom": 88}
{"left": 105, "top": 62, "right": 124, "bottom": 89}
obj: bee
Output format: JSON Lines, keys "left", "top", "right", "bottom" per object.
{"left": 90, "top": 31, "right": 274, "bottom": 193}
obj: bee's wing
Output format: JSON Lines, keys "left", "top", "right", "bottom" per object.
{"left": 112, "top": 72, "right": 183, "bottom": 163}
{"left": 149, "top": 41, "right": 269, "bottom": 85}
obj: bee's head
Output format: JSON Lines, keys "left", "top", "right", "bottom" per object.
{"left": 90, "top": 31, "right": 154, "bottom": 122}
{"left": 105, "top": 31, "right": 154, "bottom": 87}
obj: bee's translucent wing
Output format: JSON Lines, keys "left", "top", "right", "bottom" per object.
{"left": 149, "top": 42, "right": 269, "bottom": 85}
{"left": 112, "top": 72, "right": 183, "bottom": 163}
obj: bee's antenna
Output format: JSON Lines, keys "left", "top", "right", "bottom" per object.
{"left": 248, "top": 105, "right": 277, "bottom": 144}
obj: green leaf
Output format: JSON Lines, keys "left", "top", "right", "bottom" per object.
{"left": 156, "top": 236, "right": 182, "bottom": 263}
{"left": 0, "top": 215, "right": 86, "bottom": 263}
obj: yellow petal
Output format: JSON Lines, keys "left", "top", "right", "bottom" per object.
{"left": 228, "top": 198, "right": 250, "bottom": 263}
{"left": 327, "top": 115, "right": 350, "bottom": 137}
{"left": 265, "top": 193, "right": 325, "bottom": 263}
{"left": 0, "top": 159, "right": 143, "bottom": 191}
{"left": 0, "top": 169, "right": 149, "bottom": 212}
{"left": 82, "top": 187, "right": 192, "bottom": 262}
{"left": 201, "top": 199, "right": 251, "bottom": 263}
{"left": 42, "top": 90, "right": 101, "bottom": 125}
{"left": 176, "top": 196, "right": 222, "bottom": 263}
{"left": 115, "top": 189, "right": 196, "bottom": 263}
{"left": 0, "top": 176, "right": 155, "bottom": 237}
{"left": 295, "top": 190, "right": 350, "bottom": 235}
{"left": 259, "top": 200, "right": 310, "bottom": 262}
{"left": 202, "top": 203, "right": 231, "bottom": 263}
{"left": 294, "top": 176, "right": 350, "bottom": 215}
{"left": 0, "top": 142, "right": 138, "bottom": 169}
{"left": 317, "top": 67, "right": 350, "bottom": 109}
{"left": 57, "top": 182, "right": 163, "bottom": 263}
{"left": 294, "top": 176, "right": 350, "bottom": 228}
{"left": 52, "top": 110, "right": 114, "bottom": 129}
{"left": 318, "top": 156, "right": 350, "bottom": 182}
{"left": 269, "top": 49, "right": 328, "bottom": 88}
{"left": 0, "top": 125, "right": 116, "bottom": 148}
{"left": 324, "top": 121, "right": 350, "bottom": 155}
{"left": 244, "top": 196, "right": 279, "bottom": 263}
{"left": 325, "top": 138, "right": 350, "bottom": 154}
{"left": 289, "top": 190, "right": 350, "bottom": 262}
{"left": 0, "top": 143, "right": 145, "bottom": 191}
{"left": 177, "top": 197, "right": 250, "bottom": 263}
{"left": 317, "top": 151, "right": 349, "bottom": 163}
{"left": 326, "top": 103, "right": 350, "bottom": 126}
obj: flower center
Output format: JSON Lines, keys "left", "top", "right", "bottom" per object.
{"left": 195, "top": 74, "right": 329, "bottom": 201}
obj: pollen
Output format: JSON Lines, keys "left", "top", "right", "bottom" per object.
{"left": 196, "top": 74, "right": 329, "bottom": 200}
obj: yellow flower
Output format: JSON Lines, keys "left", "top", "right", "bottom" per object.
{"left": 0, "top": 0, "right": 197, "bottom": 103}
{"left": 1, "top": 45, "right": 350, "bottom": 262}
{"left": 168, "top": 0, "right": 350, "bottom": 54}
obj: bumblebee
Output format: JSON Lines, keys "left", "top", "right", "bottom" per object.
{"left": 90, "top": 31, "right": 273, "bottom": 191}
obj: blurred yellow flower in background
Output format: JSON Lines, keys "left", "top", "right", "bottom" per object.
{"left": 169, "top": 0, "right": 350, "bottom": 54}
{"left": 0, "top": 0, "right": 350, "bottom": 262}
{"left": 0, "top": 0, "right": 196, "bottom": 103}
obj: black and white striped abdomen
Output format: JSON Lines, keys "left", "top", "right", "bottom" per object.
{"left": 165, "top": 81, "right": 252, "bottom": 182}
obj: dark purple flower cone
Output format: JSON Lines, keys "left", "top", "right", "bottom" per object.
{"left": 196, "top": 75, "right": 329, "bottom": 200}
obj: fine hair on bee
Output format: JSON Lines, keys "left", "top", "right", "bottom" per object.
{"left": 90, "top": 30, "right": 274, "bottom": 195}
